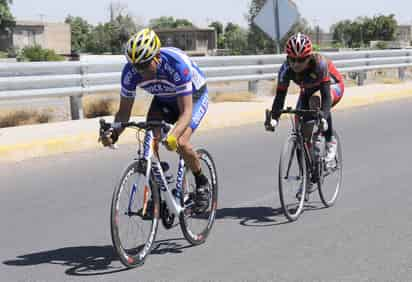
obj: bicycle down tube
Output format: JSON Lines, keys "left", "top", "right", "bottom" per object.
{"left": 142, "top": 129, "right": 184, "bottom": 216}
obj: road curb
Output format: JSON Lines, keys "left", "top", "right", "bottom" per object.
{"left": 1, "top": 86, "right": 412, "bottom": 162}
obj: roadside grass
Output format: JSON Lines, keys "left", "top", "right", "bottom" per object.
{"left": 380, "top": 77, "right": 402, "bottom": 84}
{"left": 84, "top": 91, "right": 259, "bottom": 118}
{"left": 0, "top": 109, "right": 52, "bottom": 128}
{"left": 83, "top": 97, "right": 116, "bottom": 118}
{"left": 83, "top": 94, "right": 151, "bottom": 118}
{"left": 209, "top": 91, "right": 257, "bottom": 103}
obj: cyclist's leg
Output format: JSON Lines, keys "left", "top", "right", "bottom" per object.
{"left": 323, "top": 82, "right": 344, "bottom": 162}
{"left": 177, "top": 87, "right": 209, "bottom": 210}
{"left": 323, "top": 82, "right": 344, "bottom": 142}
{"left": 177, "top": 87, "right": 208, "bottom": 174}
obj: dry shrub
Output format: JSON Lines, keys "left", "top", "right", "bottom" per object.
{"left": 380, "top": 77, "right": 401, "bottom": 84}
{"left": 210, "top": 92, "right": 256, "bottom": 103}
{"left": 83, "top": 95, "right": 151, "bottom": 118}
{"left": 84, "top": 97, "right": 117, "bottom": 118}
{"left": 0, "top": 110, "right": 51, "bottom": 128}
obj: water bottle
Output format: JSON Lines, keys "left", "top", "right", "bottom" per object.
{"left": 312, "top": 134, "right": 324, "bottom": 160}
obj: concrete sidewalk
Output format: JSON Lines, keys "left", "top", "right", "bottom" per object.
{"left": 1, "top": 81, "right": 412, "bottom": 162}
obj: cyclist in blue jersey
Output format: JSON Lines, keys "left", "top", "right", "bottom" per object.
{"left": 100, "top": 28, "right": 210, "bottom": 212}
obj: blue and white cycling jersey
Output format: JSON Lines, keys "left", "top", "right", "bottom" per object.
{"left": 120, "top": 47, "right": 207, "bottom": 101}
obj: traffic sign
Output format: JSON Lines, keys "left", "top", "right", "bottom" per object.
{"left": 253, "top": 0, "right": 300, "bottom": 52}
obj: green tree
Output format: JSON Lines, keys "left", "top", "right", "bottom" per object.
{"left": 373, "top": 14, "right": 397, "bottom": 41}
{"left": 209, "top": 21, "right": 225, "bottom": 49}
{"left": 174, "top": 18, "right": 194, "bottom": 28}
{"left": 86, "top": 23, "right": 112, "bottom": 54}
{"left": 209, "top": 21, "right": 223, "bottom": 36}
{"left": 0, "top": 0, "right": 15, "bottom": 33}
{"left": 224, "top": 22, "right": 248, "bottom": 55}
{"left": 331, "top": 20, "right": 352, "bottom": 47}
{"left": 149, "top": 16, "right": 194, "bottom": 29}
{"left": 108, "top": 14, "right": 138, "bottom": 54}
{"left": 65, "top": 15, "right": 91, "bottom": 53}
{"left": 331, "top": 14, "right": 398, "bottom": 48}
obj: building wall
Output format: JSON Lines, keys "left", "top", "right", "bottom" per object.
{"left": 13, "top": 24, "right": 45, "bottom": 50}
{"left": 10, "top": 21, "right": 71, "bottom": 55}
{"left": 156, "top": 28, "right": 217, "bottom": 55}
{"left": 396, "top": 25, "right": 412, "bottom": 43}
{"left": 44, "top": 23, "right": 71, "bottom": 54}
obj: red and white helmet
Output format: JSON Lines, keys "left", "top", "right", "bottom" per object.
{"left": 285, "top": 33, "right": 313, "bottom": 58}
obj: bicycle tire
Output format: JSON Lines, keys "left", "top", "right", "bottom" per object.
{"left": 278, "top": 135, "right": 307, "bottom": 221}
{"left": 318, "top": 130, "right": 343, "bottom": 207}
{"left": 110, "top": 160, "right": 160, "bottom": 267}
{"left": 180, "top": 148, "right": 218, "bottom": 245}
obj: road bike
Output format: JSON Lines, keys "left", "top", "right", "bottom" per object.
{"left": 265, "top": 107, "right": 342, "bottom": 221}
{"left": 100, "top": 119, "right": 218, "bottom": 267}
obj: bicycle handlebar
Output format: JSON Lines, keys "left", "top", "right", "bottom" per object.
{"left": 99, "top": 119, "right": 172, "bottom": 132}
{"left": 280, "top": 107, "right": 324, "bottom": 118}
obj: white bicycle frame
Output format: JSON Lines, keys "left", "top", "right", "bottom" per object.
{"left": 142, "top": 129, "right": 185, "bottom": 217}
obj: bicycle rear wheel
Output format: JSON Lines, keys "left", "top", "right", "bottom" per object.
{"left": 318, "top": 130, "right": 343, "bottom": 207}
{"left": 278, "top": 135, "right": 307, "bottom": 221}
{"left": 180, "top": 148, "right": 218, "bottom": 245}
{"left": 110, "top": 160, "right": 160, "bottom": 267}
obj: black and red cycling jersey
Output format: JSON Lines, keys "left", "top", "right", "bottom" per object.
{"left": 272, "top": 54, "right": 344, "bottom": 120}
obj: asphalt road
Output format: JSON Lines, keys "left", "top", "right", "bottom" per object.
{"left": 1, "top": 98, "right": 412, "bottom": 282}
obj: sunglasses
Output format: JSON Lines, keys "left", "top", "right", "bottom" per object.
{"left": 288, "top": 56, "right": 310, "bottom": 64}
{"left": 133, "top": 60, "right": 152, "bottom": 72}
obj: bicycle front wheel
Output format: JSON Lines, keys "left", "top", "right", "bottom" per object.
{"left": 278, "top": 135, "right": 307, "bottom": 221}
{"left": 110, "top": 160, "right": 160, "bottom": 267}
{"left": 318, "top": 130, "right": 343, "bottom": 207}
{"left": 180, "top": 148, "right": 218, "bottom": 245}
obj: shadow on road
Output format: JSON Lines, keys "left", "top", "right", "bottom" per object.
{"left": 216, "top": 206, "right": 289, "bottom": 226}
{"left": 3, "top": 245, "right": 127, "bottom": 276}
{"left": 151, "top": 238, "right": 194, "bottom": 255}
{"left": 216, "top": 200, "right": 328, "bottom": 227}
{"left": 3, "top": 238, "right": 195, "bottom": 276}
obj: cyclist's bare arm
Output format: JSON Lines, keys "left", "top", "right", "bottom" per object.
{"left": 114, "top": 96, "right": 135, "bottom": 136}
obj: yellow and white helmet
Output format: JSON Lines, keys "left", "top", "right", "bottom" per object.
{"left": 125, "top": 28, "right": 161, "bottom": 65}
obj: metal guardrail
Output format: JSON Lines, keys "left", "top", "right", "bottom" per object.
{"left": 1, "top": 49, "right": 412, "bottom": 119}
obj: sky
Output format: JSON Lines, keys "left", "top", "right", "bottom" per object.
{"left": 10, "top": 0, "right": 412, "bottom": 31}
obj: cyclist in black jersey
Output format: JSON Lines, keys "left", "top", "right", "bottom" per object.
{"left": 266, "top": 33, "right": 344, "bottom": 163}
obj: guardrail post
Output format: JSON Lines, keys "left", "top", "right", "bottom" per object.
{"left": 398, "top": 67, "right": 406, "bottom": 81}
{"left": 69, "top": 60, "right": 86, "bottom": 120}
{"left": 248, "top": 80, "right": 259, "bottom": 95}
{"left": 70, "top": 95, "right": 84, "bottom": 120}
{"left": 357, "top": 71, "right": 366, "bottom": 86}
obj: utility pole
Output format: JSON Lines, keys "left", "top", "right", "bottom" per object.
{"left": 38, "top": 13, "right": 46, "bottom": 22}
{"left": 110, "top": 3, "right": 114, "bottom": 22}
{"left": 360, "top": 25, "right": 364, "bottom": 48}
